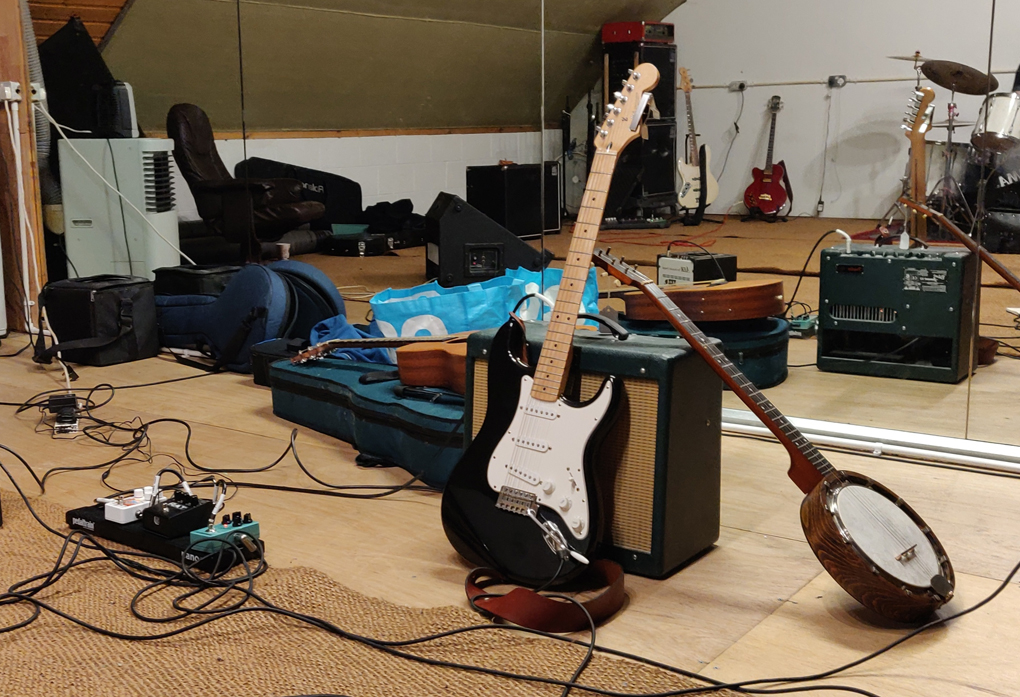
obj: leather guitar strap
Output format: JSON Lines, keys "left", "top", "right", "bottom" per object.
{"left": 465, "top": 560, "right": 625, "bottom": 633}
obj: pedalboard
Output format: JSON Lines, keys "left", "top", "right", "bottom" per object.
{"left": 67, "top": 504, "right": 263, "bottom": 572}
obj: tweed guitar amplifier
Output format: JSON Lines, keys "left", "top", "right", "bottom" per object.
{"left": 465, "top": 323, "right": 722, "bottom": 578}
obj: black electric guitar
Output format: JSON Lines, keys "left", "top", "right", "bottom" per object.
{"left": 440, "top": 65, "right": 661, "bottom": 588}
{"left": 593, "top": 249, "right": 955, "bottom": 623}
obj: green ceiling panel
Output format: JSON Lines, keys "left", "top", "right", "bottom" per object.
{"left": 103, "top": 0, "right": 685, "bottom": 133}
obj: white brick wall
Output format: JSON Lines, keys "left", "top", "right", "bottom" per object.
{"left": 174, "top": 130, "right": 562, "bottom": 222}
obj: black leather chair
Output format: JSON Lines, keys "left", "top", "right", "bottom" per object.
{"left": 166, "top": 104, "right": 325, "bottom": 258}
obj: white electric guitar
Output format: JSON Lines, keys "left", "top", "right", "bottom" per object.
{"left": 677, "top": 67, "right": 719, "bottom": 209}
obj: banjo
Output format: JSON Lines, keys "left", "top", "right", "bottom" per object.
{"left": 593, "top": 249, "right": 955, "bottom": 623}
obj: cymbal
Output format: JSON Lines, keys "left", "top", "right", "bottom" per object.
{"left": 921, "top": 60, "right": 998, "bottom": 95}
{"left": 888, "top": 54, "right": 933, "bottom": 62}
{"left": 931, "top": 120, "right": 976, "bottom": 128}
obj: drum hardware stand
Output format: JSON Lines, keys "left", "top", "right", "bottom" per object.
{"left": 927, "top": 92, "right": 976, "bottom": 231}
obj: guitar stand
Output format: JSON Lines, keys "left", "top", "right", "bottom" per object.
{"left": 680, "top": 145, "right": 709, "bottom": 227}
{"left": 742, "top": 207, "right": 788, "bottom": 224}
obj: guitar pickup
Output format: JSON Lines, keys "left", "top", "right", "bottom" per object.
{"left": 511, "top": 436, "right": 549, "bottom": 454}
{"left": 496, "top": 487, "right": 538, "bottom": 516}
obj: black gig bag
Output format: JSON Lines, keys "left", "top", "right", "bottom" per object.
{"left": 33, "top": 275, "right": 159, "bottom": 366}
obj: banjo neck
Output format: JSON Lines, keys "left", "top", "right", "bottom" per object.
{"left": 593, "top": 249, "right": 834, "bottom": 493}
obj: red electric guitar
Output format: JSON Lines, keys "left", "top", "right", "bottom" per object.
{"left": 744, "top": 95, "right": 789, "bottom": 216}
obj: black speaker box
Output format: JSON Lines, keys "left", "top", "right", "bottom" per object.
{"left": 425, "top": 193, "right": 552, "bottom": 287}
{"left": 605, "top": 119, "right": 678, "bottom": 217}
{"left": 604, "top": 42, "right": 677, "bottom": 119}
{"left": 466, "top": 162, "right": 561, "bottom": 239}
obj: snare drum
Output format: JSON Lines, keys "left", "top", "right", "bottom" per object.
{"left": 972, "top": 93, "right": 1020, "bottom": 153}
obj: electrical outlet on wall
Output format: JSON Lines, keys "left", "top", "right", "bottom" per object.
{"left": 828, "top": 75, "right": 847, "bottom": 88}
{"left": 728, "top": 80, "right": 747, "bottom": 92}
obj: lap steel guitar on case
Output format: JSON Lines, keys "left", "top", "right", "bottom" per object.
{"left": 593, "top": 249, "right": 955, "bottom": 623}
{"left": 440, "top": 65, "right": 661, "bottom": 588}
{"left": 744, "top": 95, "right": 790, "bottom": 216}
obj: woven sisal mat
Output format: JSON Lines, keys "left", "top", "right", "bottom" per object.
{"left": 0, "top": 491, "right": 737, "bottom": 697}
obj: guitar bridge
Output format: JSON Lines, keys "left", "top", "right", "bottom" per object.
{"left": 496, "top": 486, "right": 538, "bottom": 517}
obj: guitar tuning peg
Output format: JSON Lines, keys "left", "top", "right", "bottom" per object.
{"left": 627, "top": 68, "right": 634, "bottom": 76}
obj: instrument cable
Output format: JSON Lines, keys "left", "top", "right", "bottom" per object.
{"left": 3, "top": 434, "right": 1019, "bottom": 697}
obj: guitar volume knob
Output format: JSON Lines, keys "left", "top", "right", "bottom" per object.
{"left": 559, "top": 497, "right": 571, "bottom": 511}
{"left": 571, "top": 517, "right": 584, "bottom": 532}
{"left": 542, "top": 481, "right": 555, "bottom": 495}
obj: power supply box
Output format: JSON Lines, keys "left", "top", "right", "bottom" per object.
{"left": 657, "top": 252, "right": 737, "bottom": 286}
{"left": 816, "top": 244, "right": 978, "bottom": 383}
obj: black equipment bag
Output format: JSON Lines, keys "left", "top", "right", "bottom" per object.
{"left": 33, "top": 275, "right": 159, "bottom": 366}
{"left": 153, "top": 265, "right": 241, "bottom": 296}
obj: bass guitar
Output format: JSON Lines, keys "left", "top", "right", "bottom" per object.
{"left": 593, "top": 248, "right": 955, "bottom": 623}
{"left": 441, "top": 65, "right": 661, "bottom": 588}
{"left": 744, "top": 95, "right": 788, "bottom": 216}
{"left": 676, "top": 67, "right": 719, "bottom": 209}
{"left": 677, "top": 67, "right": 718, "bottom": 210}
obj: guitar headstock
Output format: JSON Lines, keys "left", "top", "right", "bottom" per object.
{"left": 768, "top": 95, "right": 783, "bottom": 114}
{"left": 290, "top": 343, "right": 331, "bottom": 364}
{"left": 903, "top": 87, "right": 935, "bottom": 142}
{"left": 599, "top": 63, "right": 661, "bottom": 155}
{"left": 592, "top": 248, "right": 653, "bottom": 287}
{"left": 679, "top": 67, "right": 692, "bottom": 94}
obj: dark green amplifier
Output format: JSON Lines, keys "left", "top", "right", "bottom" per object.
{"left": 466, "top": 322, "right": 722, "bottom": 578}
{"left": 817, "top": 243, "right": 978, "bottom": 383}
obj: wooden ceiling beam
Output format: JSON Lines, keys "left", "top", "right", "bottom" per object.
{"left": 30, "top": 19, "right": 111, "bottom": 43}
{"left": 29, "top": 5, "right": 121, "bottom": 23}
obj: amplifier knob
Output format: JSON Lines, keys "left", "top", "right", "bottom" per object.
{"left": 559, "top": 497, "right": 572, "bottom": 511}
{"left": 542, "top": 481, "right": 556, "bottom": 495}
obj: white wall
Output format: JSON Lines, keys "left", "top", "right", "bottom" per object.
{"left": 665, "top": 0, "right": 1020, "bottom": 218}
{"left": 173, "top": 131, "right": 560, "bottom": 222}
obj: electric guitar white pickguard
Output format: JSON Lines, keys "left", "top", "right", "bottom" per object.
{"left": 486, "top": 375, "right": 615, "bottom": 540}
{"left": 677, "top": 145, "right": 719, "bottom": 209}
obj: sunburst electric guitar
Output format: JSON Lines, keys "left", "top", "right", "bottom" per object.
{"left": 592, "top": 248, "right": 955, "bottom": 623}
{"left": 440, "top": 65, "right": 661, "bottom": 588}
{"left": 676, "top": 67, "right": 718, "bottom": 209}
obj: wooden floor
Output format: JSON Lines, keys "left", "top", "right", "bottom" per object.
{"left": 2, "top": 216, "right": 1019, "bottom": 696}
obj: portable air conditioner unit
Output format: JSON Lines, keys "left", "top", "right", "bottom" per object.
{"left": 59, "top": 138, "right": 179, "bottom": 279}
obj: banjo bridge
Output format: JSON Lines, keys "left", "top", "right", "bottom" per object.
{"left": 896, "top": 544, "right": 918, "bottom": 562}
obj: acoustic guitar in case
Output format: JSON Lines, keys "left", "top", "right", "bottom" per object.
{"left": 593, "top": 248, "right": 955, "bottom": 624}
{"left": 744, "top": 95, "right": 789, "bottom": 217}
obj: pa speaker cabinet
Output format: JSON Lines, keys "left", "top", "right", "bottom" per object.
{"left": 424, "top": 193, "right": 551, "bottom": 287}
{"left": 465, "top": 323, "right": 722, "bottom": 578}
{"left": 605, "top": 119, "right": 678, "bottom": 216}
{"left": 817, "top": 244, "right": 978, "bottom": 383}
{"left": 604, "top": 42, "right": 677, "bottom": 119}
{"left": 466, "top": 162, "right": 561, "bottom": 239}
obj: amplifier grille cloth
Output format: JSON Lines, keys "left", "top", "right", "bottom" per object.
{"left": 829, "top": 304, "right": 897, "bottom": 323}
{"left": 472, "top": 360, "right": 656, "bottom": 554}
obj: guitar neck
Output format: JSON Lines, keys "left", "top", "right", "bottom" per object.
{"left": 908, "top": 134, "right": 928, "bottom": 236}
{"left": 765, "top": 111, "right": 777, "bottom": 171}
{"left": 530, "top": 150, "right": 616, "bottom": 402}
{"left": 684, "top": 91, "right": 699, "bottom": 166}
{"left": 641, "top": 280, "right": 834, "bottom": 492}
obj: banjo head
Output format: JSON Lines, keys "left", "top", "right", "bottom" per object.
{"left": 801, "top": 471, "right": 954, "bottom": 623}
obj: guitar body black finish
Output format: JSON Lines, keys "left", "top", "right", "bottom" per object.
{"left": 441, "top": 316, "right": 620, "bottom": 587}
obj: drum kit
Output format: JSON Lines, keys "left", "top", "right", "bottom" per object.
{"left": 891, "top": 52, "right": 1014, "bottom": 232}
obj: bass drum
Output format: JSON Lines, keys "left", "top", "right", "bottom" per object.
{"left": 973, "top": 93, "right": 1020, "bottom": 153}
